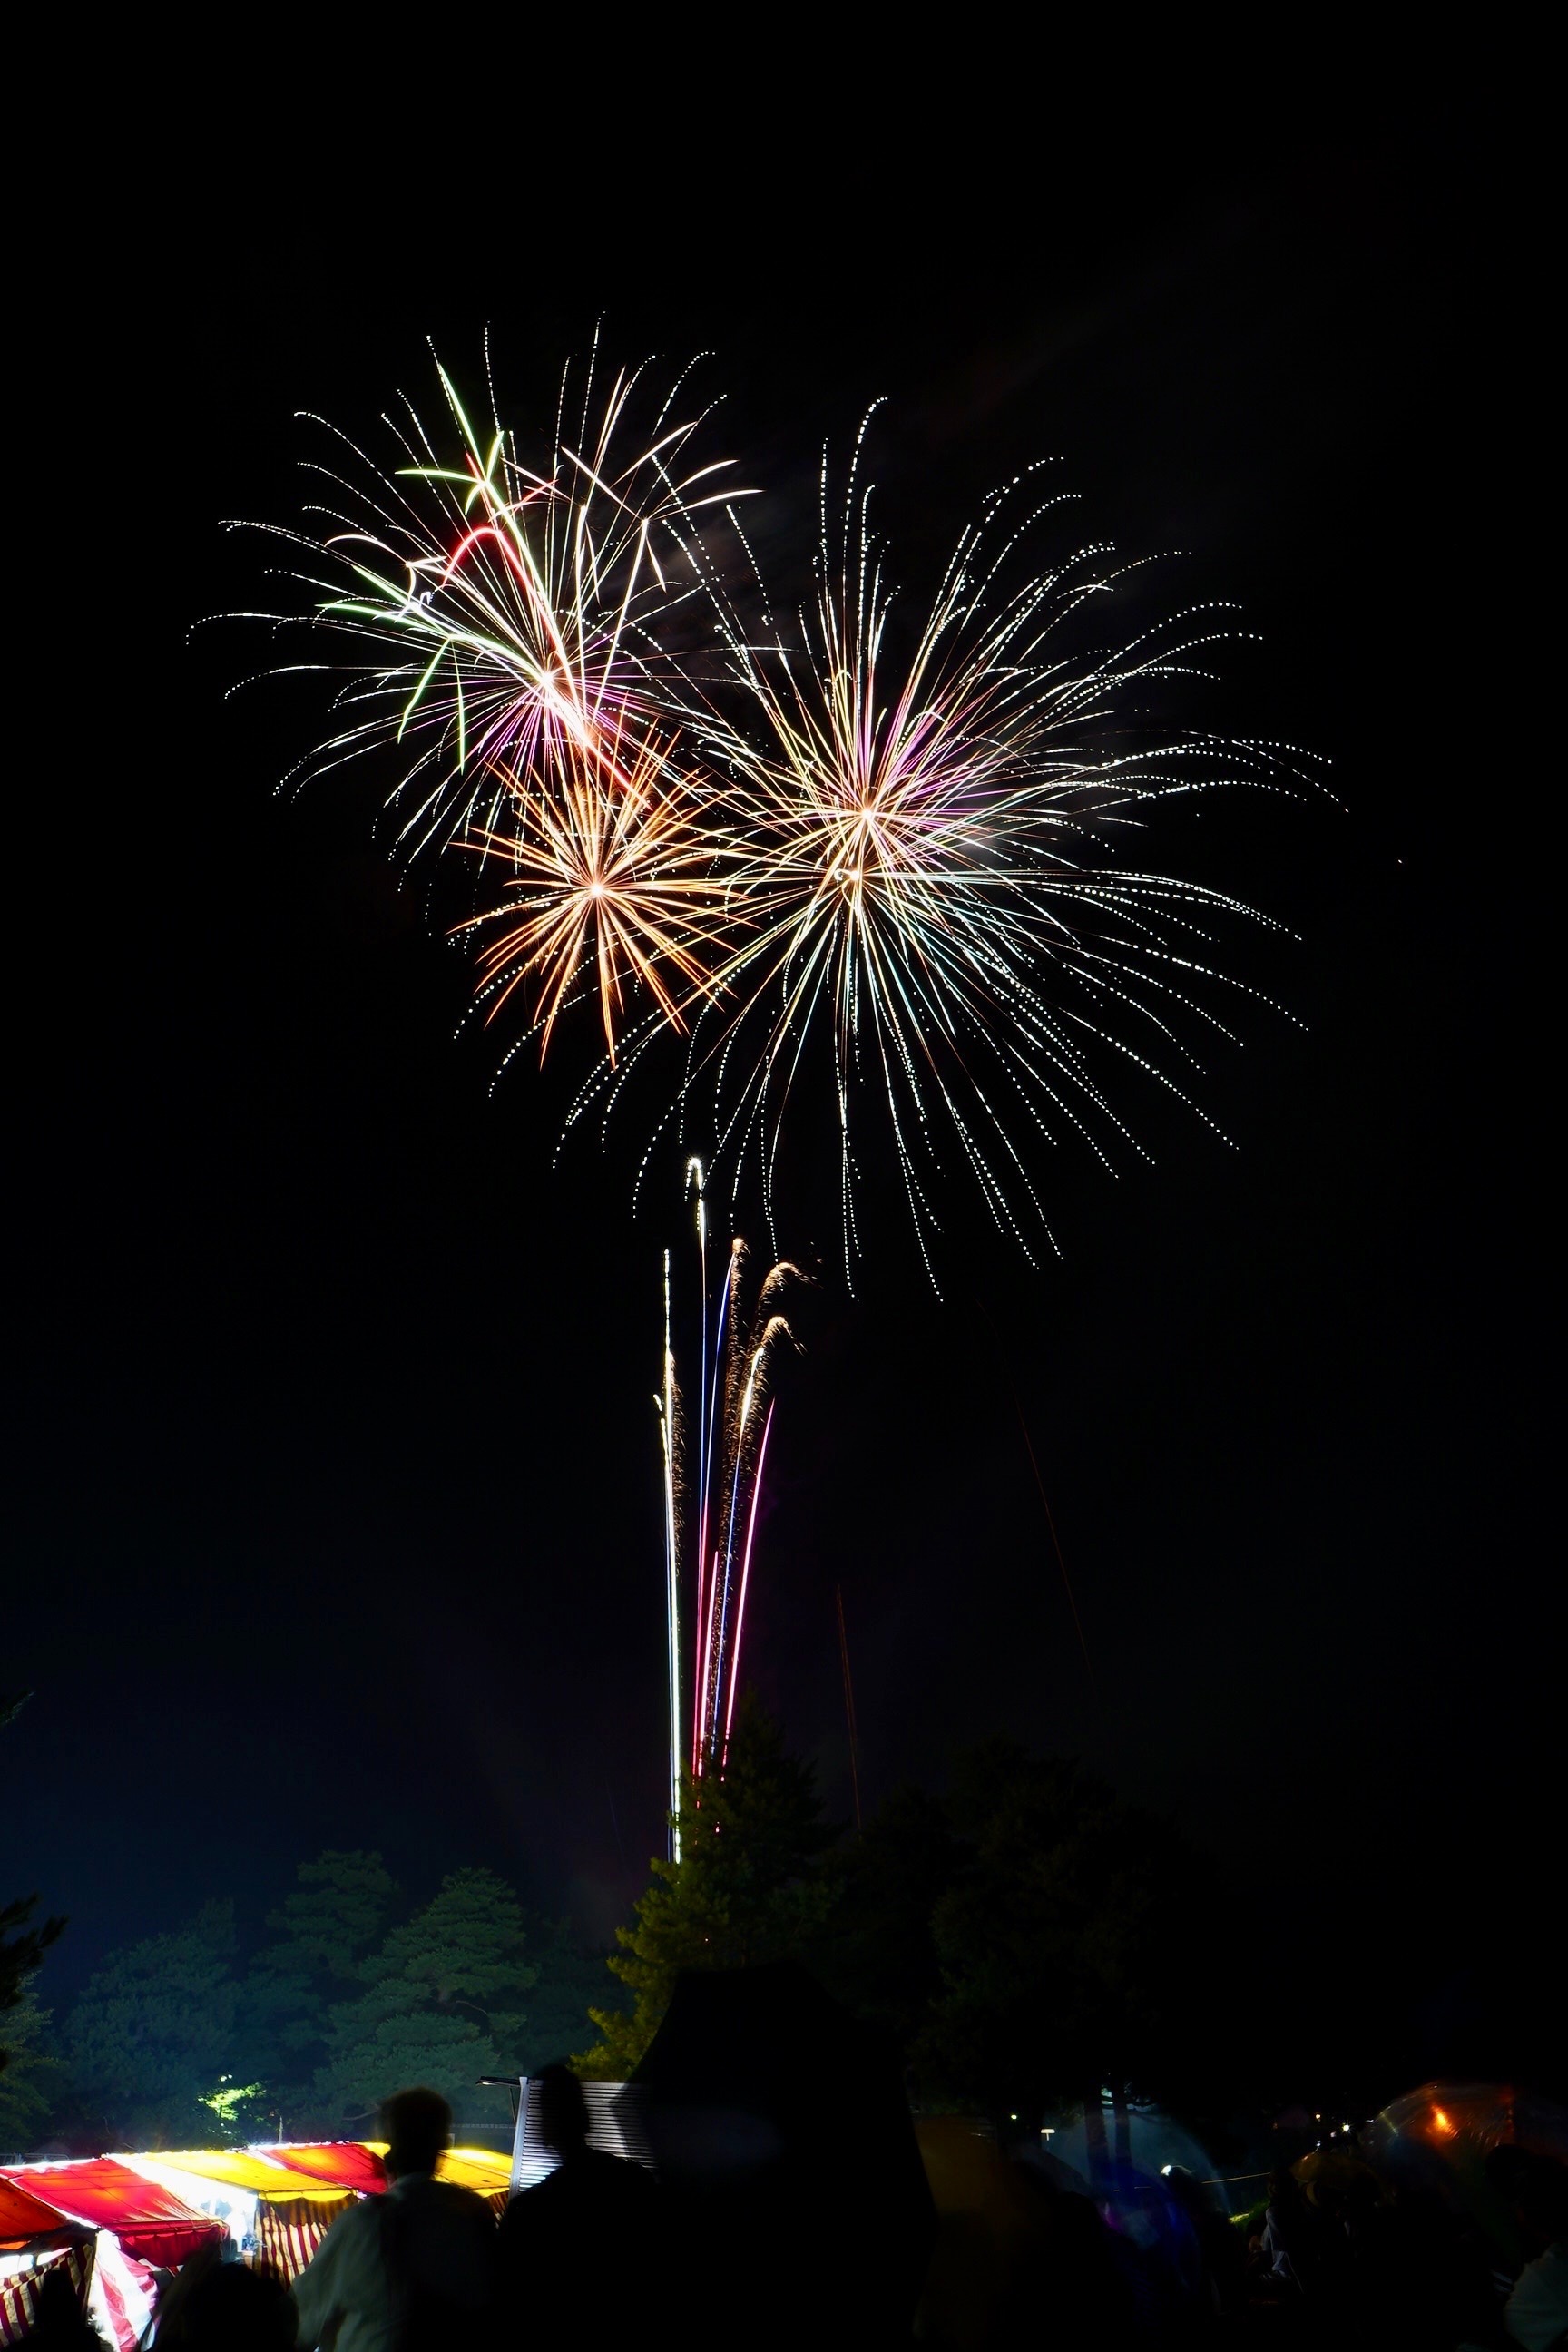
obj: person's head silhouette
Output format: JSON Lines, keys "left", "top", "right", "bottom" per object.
{"left": 147, "top": 2245, "right": 297, "bottom": 2350}
{"left": 379, "top": 2085, "right": 453, "bottom": 2180}
{"left": 24, "top": 2266, "right": 103, "bottom": 2350}
{"left": 535, "top": 2063, "right": 592, "bottom": 2161}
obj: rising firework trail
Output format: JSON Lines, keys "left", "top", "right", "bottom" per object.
{"left": 657, "top": 1248, "right": 681, "bottom": 1855}
{"left": 658, "top": 1161, "right": 799, "bottom": 1840}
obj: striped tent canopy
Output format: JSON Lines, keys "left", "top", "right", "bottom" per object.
{"left": 3, "top": 2140, "right": 514, "bottom": 2292}
{"left": 356, "top": 2142, "right": 511, "bottom": 2209}
{"left": 253, "top": 2195, "right": 355, "bottom": 2286}
{"left": 0, "top": 2162, "right": 219, "bottom": 2269}
{"left": 263, "top": 2143, "right": 387, "bottom": 2195}
{"left": 0, "top": 2239, "right": 95, "bottom": 2347}
{"left": 352, "top": 2145, "right": 511, "bottom": 2190}
{"left": 433, "top": 2147, "right": 512, "bottom": 2209}
{"left": 121, "top": 2149, "right": 352, "bottom": 2200}
{"left": 247, "top": 2143, "right": 511, "bottom": 2278}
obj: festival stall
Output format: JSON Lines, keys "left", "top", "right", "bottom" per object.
{"left": 1, "top": 2176, "right": 95, "bottom": 2346}
{"left": 118, "top": 2146, "right": 368, "bottom": 2288}
{"left": 0, "top": 2173, "right": 78, "bottom": 2248}
{"left": 0, "top": 2159, "right": 219, "bottom": 2269}
{"left": 0, "top": 2170, "right": 171, "bottom": 2350}
{"left": 122, "top": 2141, "right": 511, "bottom": 2286}
{"left": 260, "top": 2143, "right": 389, "bottom": 2197}
{"left": 0, "top": 2174, "right": 82, "bottom": 2253}
{"left": 423, "top": 2146, "right": 513, "bottom": 2211}
{"left": 1, "top": 2239, "right": 97, "bottom": 2347}
{"left": 1, "top": 2136, "right": 518, "bottom": 2334}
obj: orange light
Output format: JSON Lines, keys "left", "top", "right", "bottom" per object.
{"left": 1431, "top": 2107, "right": 1455, "bottom": 2137}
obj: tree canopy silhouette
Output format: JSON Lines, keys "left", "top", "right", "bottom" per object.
{"left": 2, "top": 1693, "right": 64, "bottom": 2094}
{"left": 579, "top": 1694, "right": 836, "bottom": 2078}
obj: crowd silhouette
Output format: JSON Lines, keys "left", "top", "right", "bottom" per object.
{"left": 15, "top": 2062, "right": 1564, "bottom": 2347}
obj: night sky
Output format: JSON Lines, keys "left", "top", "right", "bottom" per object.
{"left": 8, "top": 83, "right": 1551, "bottom": 2092}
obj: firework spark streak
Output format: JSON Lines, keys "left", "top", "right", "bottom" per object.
{"left": 658, "top": 1161, "right": 799, "bottom": 1823}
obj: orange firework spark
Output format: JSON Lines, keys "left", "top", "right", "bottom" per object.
{"left": 458, "top": 720, "right": 730, "bottom": 1064}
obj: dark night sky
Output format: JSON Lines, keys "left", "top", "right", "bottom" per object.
{"left": 6, "top": 74, "right": 1552, "bottom": 2091}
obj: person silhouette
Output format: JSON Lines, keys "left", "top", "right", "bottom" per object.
{"left": 19, "top": 2264, "right": 104, "bottom": 2350}
{"left": 1486, "top": 2145, "right": 1568, "bottom": 2352}
{"left": 290, "top": 2085, "right": 497, "bottom": 2349}
{"left": 497, "top": 2066, "right": 658, "bottom": 2345}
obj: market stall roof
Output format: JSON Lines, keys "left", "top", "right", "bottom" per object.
{"left": 115, "top": 2142, "right": 508, "bottom": 2198}
{"left": 357, "top": 2141, "right": 511, "bottom": 2195}
{"left": 117, "top": 2148, "right": 350, "bottom": 2200}
{"left": 0, "top": 2174, "right": 74, "bottom": 2248}
{"left": 261, "top": 2143, "right": 387, "bottom": 2196}
{"left": 5, "top": 2141, "right": 512, "bottom": 2256}
{"left": 0, "top": 2160, "right": 220, "bottom": 2267}
{"left": 436, "top": 2148, "right": 513, "bottom": 2195}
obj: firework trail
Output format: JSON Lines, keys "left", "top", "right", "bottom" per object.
{"left": 572, "top": 416, "right": 1309, "bottom": 1281}
{"left": 657, "top": 1161, "right": 799, "bottom": 1840}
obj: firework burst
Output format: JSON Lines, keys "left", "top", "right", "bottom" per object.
{"left": 456, "top": 720, "right": 732, "bottom": 1063}
{"left": 573, "top": 422, "right": 1308, "bottom": 1283}
{"left": 244, "top": 342, "right": 738, "bottom": 845}
{"left": 230, "top": 340, "right": 748, "bottom": 1061}
{"left": 240, "top": 358, "right": 1312, "bottom": 1278}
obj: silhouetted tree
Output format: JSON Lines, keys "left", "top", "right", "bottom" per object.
{"left": 2, "top": 1694, "right": 65, "bottom": 2085}
{"left": 513, "top": 1916, "right": 624, "bottom": 2072}
{"left": 311, "top": 1867, "right": 534, "bottom": 2133}
{"left": 814, "top": 1782, "right": 959, "bottom": 2051}
{"left": 579, "top": 1694, "right": 837, "bottom": 2078}
{"left": 64, "top": 1901, "right": 241, "bottom": 2146}
{"left": 0, "top": 1983, "right": 64, "bottom": 2154}
{"left": 237, "top": 1849, "right": 397, "bottom": 2132}
{"left": 920, "top": 1742, "right": 1188, "bottom": 2140}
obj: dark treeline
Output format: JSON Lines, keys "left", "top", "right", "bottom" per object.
{"left": 5, "top": 1694, "right": 1233, "bottom": 2161}
{"left": 578, "top": 1699, "right": 1240, "bottom": 2152}
{"left": 0, "top": 1847, "right": 612, "bottom": 2156}
{"left": 4, "top": 1693, "right": 1535, "bottom": 2168}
